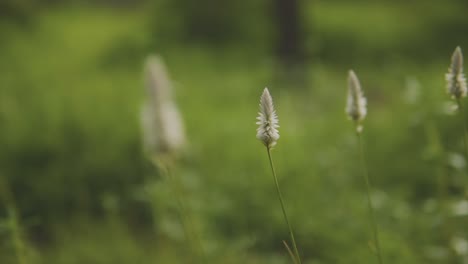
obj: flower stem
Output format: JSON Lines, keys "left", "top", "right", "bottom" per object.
{"left": 0, "top": 177, "right": 28, "bottom": 264}
{"left": 152, "top": 157, "right": 206, "bottom": 264}
{"left": 283, "top": 240, "right": 299, "bottom": 264}
{"left": 357, "top": 131, "right": 383, "bottom": 264}
{"left": 456, "top": 99, "right": 468, "bottom": 172}
{"left": 266, "top": 148, "right": 302, "bottom": 264}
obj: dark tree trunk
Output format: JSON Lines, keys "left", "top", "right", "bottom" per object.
{"left": 272, "top": 0, "right": 307, "bottom": 87}
{"left": 273, "top": 0, "right": 305, "bottom": 67}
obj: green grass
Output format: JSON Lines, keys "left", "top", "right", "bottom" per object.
{"left": 1, "top": 2, "right": 468, "bottom": 263}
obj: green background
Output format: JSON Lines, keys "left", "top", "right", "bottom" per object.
{"left": 1, "top": 0, "right": 468, "bottom": 263}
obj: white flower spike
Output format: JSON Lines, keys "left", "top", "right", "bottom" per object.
{"left": 446, "top": 46, "right": 467, "bottom": 99}
{"left": 256, "top": 87, "right": 280, "bottom": 148}
{"left": 346, "top": 70, "right": 367, "bottom": 129}
{"left": 141, "top": 55, "right": 186, "bottom": 156}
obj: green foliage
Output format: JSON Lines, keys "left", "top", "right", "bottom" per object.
{"left": 0, "top": 0, "right": 36, "bottom": 22}
{"left": 1, "top": 1, "right": 468, "bottom": 263}
{"left": 149, "top": 0, "right": 272, "bottom": 52}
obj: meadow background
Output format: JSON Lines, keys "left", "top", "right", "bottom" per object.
{"left": 1, "top": 0, "right": 468, "bottom": 263}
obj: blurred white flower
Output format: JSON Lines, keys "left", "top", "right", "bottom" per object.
{"left": 346, "top": 70, "right": 367, "bottom": 132}
{"left": 448, "top": 152, "right": 466, "bottom": 170}
{"left": 452, "top": 236, "right": 468, "bottom": 256}
{"left": 452, "top": 200, "right": 468, "bottom": 216}
{"left": 256, "top": 87, "right": 280, "bottom": 148}
{"left": 141, "top": 55, "right": 186, "bottom": 156}
{"left": 440, "top": 101, "right": 459, "bottom": 115}
{"left": 446, "top": 46, "right": 467, "bottom": 99}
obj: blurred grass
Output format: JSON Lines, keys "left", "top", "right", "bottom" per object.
{"left": 0, "top": 1, "right": 468, "bottom": 263}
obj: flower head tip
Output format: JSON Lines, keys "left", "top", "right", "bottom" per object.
{"left": 446, "top": 46, "right": 467, "bottom": 99}
{"left": 141, "top": 55, "right": 186, "bottom": 157}
{"left": 256, "top": 87, "right": 280, "bottom": 148}
{"left": 346, "top": 70, "right": 367, "bottom": 126}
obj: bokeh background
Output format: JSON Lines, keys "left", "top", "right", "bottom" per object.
{"left": 1, "top": 0, "right": 468, "bottom": 263}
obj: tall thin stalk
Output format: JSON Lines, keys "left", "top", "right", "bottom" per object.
{"left": 0, "top": 177, "right": 27, "bottom": 264}
{"left": 446, "top": 47, "right": 468, "bottom": 179}
{"left": 456, "top": 99, "right": 468, "bottom": 165}
{"left": 283, "top": 240, "right": 298, "bottom": 264}
{"left": 141, "top": 55, "right": 202, "bottom": 261}
{"left": 346, "top": 70, "right": 383, "bottom": 263}
{"left": 266, "top": 148, "right": 302, "bottom": 264}
{"left": 356, "top": 131, "right": 383, "bottom": 264}
{"left": 152, "top": 157, "right": 206, "bottom": 264}
{"left": 256, "top": 88, "right": 301, "bottom": 263}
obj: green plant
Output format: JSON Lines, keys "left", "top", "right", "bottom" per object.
{"left": 256, "top": 88, "right": 302, "bottom": 264}
{"left": 346, "top": 70, "right": 383, "bottom": 264}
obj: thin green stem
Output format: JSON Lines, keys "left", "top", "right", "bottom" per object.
{"left": 0, "top": 177, "right": 27, "bottom": 264}
{"left": 266, "top": 148, "right": 302, "bottom": 264}
{"left": 457, "top": 99, "right": 468, "bottom": 164}
{"left": 152, "top": 157, "right": 206, "bottom": 264}
{"left": 425, "top": 122, "right": 450, "bottom": 216}
{"left": 8, "top": 206, "right": 27, "bottom": 264}
{"left": 357, "top": 132, "right": 383, "bottom": 264}
{"left": 283, "top": 240, "right": 298, "bottom": 264}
